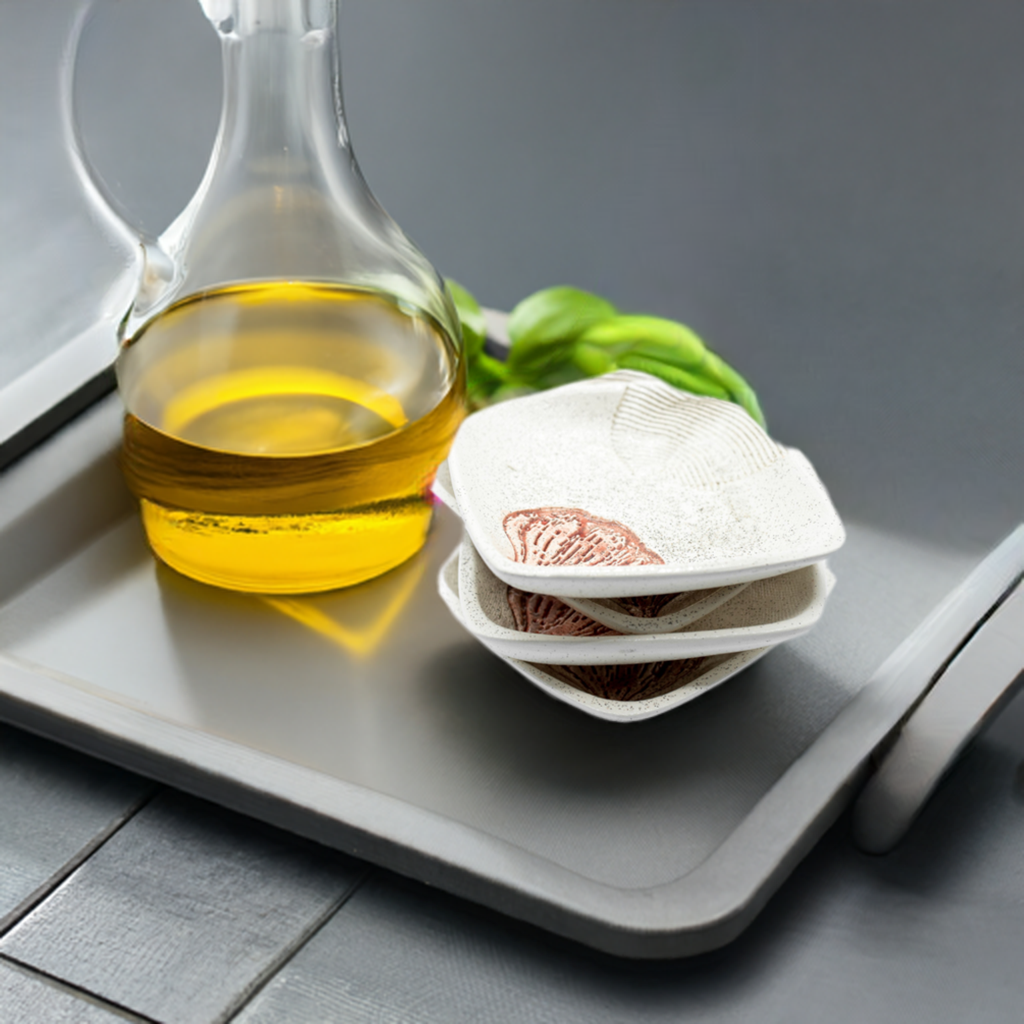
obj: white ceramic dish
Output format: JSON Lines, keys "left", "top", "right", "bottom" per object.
{"left": 446, "top": 371, "right": 845, "bottom": 598}
{"left": 456, "top": 537, "right": 835, "bottom": 665}
{"left": 437, "top": 546, "right": 773, "bottom": 723}
{"left": 436, "top": 462, "right": 755, "bottom": 637}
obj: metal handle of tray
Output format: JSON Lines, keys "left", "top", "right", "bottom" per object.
{"left": 852, "top": 525, "right": 1024, "bottom": 854}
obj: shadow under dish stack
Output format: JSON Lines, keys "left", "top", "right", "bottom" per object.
{"left": 435, "top": 372, "right": 845, "bottom": 722}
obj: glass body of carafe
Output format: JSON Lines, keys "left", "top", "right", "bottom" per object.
{"left": 113, "top": 0, "right": 465, "bottom": 594}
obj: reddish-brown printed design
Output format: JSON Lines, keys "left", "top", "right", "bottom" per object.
{"left": 502, "top": 507, "right": 665, "bottom": 568}
{"left": 609, "top": 594, "right": 681, "bottom": 618}
{"left": 502, "top": 508, "right": 698, "bottom": 701}
{"left": 537, "top": 657, "right": 722, "bottom": 702}
{"left": 506, "top": 588, "right": 619, "bottom": 637}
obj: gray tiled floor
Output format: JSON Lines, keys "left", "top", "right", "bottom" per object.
{"left": 0, "top": 959, "right": 148, "bottom": 1023}
{"left": 0, "top": 726, "right": 153, "bottom": 931}
{"left": 2, "top": 708, "right": 1024, "bottom": 1023}
{"left": 237, "top": 724, "right": 1024, "bottom": 1024}
{"left": 0, "top": 791, "right": 364, "bottom": 1024}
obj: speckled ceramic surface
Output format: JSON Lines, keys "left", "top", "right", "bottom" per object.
{"left": 559, "top": 581, "right": 753, "bottom": 635}
{"left": 437, "top": 542, "right": 469, "bottom": 625}
{"left": 437, "top": 546, "right": 773, "bottom": 723}
{"left": 446, "top": 371, "right": 845, "bottom": 598}
{"left": 455, "top": 538, "right": 835, "bottom": 665}
{"left": 436, "top": 463, "right": 756, "bottom": 636}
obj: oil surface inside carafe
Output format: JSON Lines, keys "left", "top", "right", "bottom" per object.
{"left": 118, "top": 283, "right": 465, "bottom": 593}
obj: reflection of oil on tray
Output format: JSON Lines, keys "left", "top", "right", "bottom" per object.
{"left": 1, "top": 393, "right": 1022, "bottom": 958}
{"left": 263, "top": 557, "right": 428, "bottom": 660}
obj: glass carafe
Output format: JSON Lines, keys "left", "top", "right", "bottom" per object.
{"left": 112, "top": 0, "right": 465, "bottom": 593}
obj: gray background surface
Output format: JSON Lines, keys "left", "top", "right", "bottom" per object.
{"left": 1, "top": 0, "right": 1023, "bottom": 1020}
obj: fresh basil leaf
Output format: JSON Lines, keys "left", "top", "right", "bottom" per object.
{"left": 506, "top": 286, "right": 617, "bottom": 378}
{"left": 615, "top": 353, "right": 731, "bottom": 400}
{"left": 445, "top": 278, "right": 487, "bottom": 360}
{"left": 578, "top": 315, "right": 707, "bottom": 369}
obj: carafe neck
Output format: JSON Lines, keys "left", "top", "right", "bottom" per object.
{"left": 218, "top": 1, "right": 350, "bottom": 170}
{"left": 126, "top": 0, "right": 457, "bottom": 349}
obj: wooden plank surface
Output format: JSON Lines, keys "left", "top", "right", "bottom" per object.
{"left": 0, "top": 725, "right": 152, "bottom": 931}
{"left": 233, "top": 872, "right": 604, "bottom": 1024}
{"left": 0, "top": 958, "right": 146, "bottom": 1023}
{"left": 236, "top": 714, "right": 1024, "bottom": 1024}
{"left": 0, "top": 790, "right": 366, "bottom": 1024}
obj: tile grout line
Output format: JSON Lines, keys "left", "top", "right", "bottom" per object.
{"left": 0, "top": 784, "right": 163, "bottom": 938}
{"left": 0, "top": 954, "right": 159, "bottom": 1023}
{"left": 221, "top": 863, "right": 377, "bottom": 1023}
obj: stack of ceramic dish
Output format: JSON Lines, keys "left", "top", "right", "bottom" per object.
{"left": 434, "top": 371, "right": 845, "bottom": 722}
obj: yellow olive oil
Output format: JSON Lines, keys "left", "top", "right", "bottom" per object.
{"left": 118, "top": 283, "right": 465, "bottom": 593}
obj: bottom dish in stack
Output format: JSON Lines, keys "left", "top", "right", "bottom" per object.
{"left": 439, "top": 545, "right": 776, "bottom": 723}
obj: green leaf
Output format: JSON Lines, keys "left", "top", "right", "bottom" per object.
{"left": 488, "top": 383, "right": 540, "bottom": 404}
{"left": 445, "top": 279, "right": 486, "bottom": 360}
{"left": 578, "top": 315, "right": 707, "bottom": 370}
{"left": 506, "top": 286, "right": 617, "bottom": 379}
{"left": 701, "top": 351, "right": 766, "bottom": 428}
{"left": 572, "top": 342, "right": 617, "bottom": 377}
{"left": 529, "top": 362, "right": 592, "bottom": 391}
{"left": 615, "top": 354, "right": 731, "bottom": 400}
{"left": 453, "top": 280, "right": 765, "bottom": 427}
{"left": 468, "top": 351, "right": 509, "bottom": 387}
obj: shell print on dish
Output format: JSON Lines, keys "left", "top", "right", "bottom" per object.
{"left": 448, "top": 372, "right": 844, "bottom": 596}
{"left": 605, "top": 592, "right": 695, "bottom": 618}
{"left": 437, "top": 544, "right": 776, "bottom": 723}
{"left": 506, "top": 587, "right": 618, "bottom": 637}
{"left": 538, "top": 656, "right": 723, "bottom": 702}
{"left": 502, "top": 507, "right": 664, "bottom": 567}
{"left": 457, "top": 536, "right": 834, "bottom": 665}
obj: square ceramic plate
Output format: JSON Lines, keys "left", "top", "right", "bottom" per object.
{"left": 433, "top": 460, "right": 757, "bottom": 635}
{"left": 456, "top": 537, "right": 835, "bottom": 665}
{"left": 446, "top": 372, "right": 846, "bottom": 598}
{"left": 558, "top": 582, "right": 753, "bottom": 635}
{"left": 438, "top": 545, "right": 772, "bottom": 723}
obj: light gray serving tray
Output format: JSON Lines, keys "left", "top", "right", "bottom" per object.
{"left": 0, "top": 394, "right": 1021, "bottom": 958}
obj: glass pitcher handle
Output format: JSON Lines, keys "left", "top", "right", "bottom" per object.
{"left": 62, "top": 0, "right": 178, "bottom": 326}
{"left": 0, "top": 0, "right": 138, "bottom": 467}
{"left": 62, "top": 0, "right": 146, "bottom": 264}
